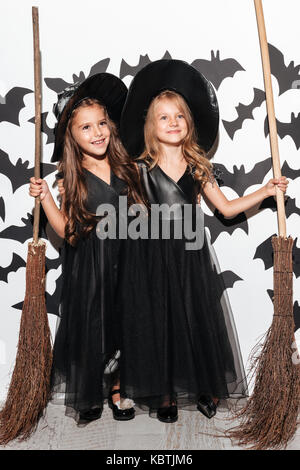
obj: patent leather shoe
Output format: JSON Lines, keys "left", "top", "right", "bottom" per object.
{"left": 78, "top": 407, "right": 103, "bottom": 425}
{"left": 197, "top": 395, "right": 217, "bottom": 419}
{"left": 108, "top": 389, "right": 135, "bottom": 421}
{"left": 157, "top": 405, "right": 178, "bottom": 423}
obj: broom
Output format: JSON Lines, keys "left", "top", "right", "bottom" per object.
{"left": 0, "top": 7, "right": 53, "bottom": 445}
{"left": 227, "top": 0, "right": 300, "bottom": 449}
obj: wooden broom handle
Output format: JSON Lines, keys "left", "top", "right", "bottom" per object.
{"left": 32, "top": 6, "right": 42, "bottom": 243}
{"left": 254, "top": 0, "right": 286, "bottom": 238}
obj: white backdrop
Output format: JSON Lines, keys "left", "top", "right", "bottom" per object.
{"left": 0, "top": 0, "right": 299, "bottom": 400}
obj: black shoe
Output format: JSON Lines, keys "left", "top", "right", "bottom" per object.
{"left": 78, "top": 407, "right": 102, "bottom": 424}
{"left": 108, "top": 389, "right": 135, "bottom": 421}
{"left": 197, "top": 395, "right": 217, "bottom": 419}
{"left": 157, "top": 405, "right": 178, "bottom": 423}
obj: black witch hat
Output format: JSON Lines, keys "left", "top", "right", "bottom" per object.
{"left": 120, "top": 59, "right": 219, "bottom": 158}
{"left": 51, "top": 73, "right": 127, "bottom": 162}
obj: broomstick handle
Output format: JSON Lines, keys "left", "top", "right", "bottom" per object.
{"left": 254, "top": 0, "right": 286, "bottom": 238}
{"left": 32, "top": 7, "right": 42, "bottom": 244}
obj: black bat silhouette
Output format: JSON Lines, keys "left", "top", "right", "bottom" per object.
{"left": 45, "top": 255, "right": 61, "bottom": 274}
{"left": 45, "top": 273, "right": 63, "bottom": 316}
{"left": 213, "top": 158, "right": 272, "bottom": 197}
{"left": 253, "top": 235, "right": 275, "bottom": 271}
{"left": 0, "top": 213, "right": 34, "bottom": 243}
{"left": 0, "top": 253, "right": 26, "bottom": 283}
{"left": 191, "top": 50, "right": 245, "bottom": 90}
{"left": 44, "top": 58, "right": 110, "bottom": 94}
{"left": 264, "top": 113, "right": 300, "bottom": 150}
{"left": 293, "top": 301, "right": 300, "bottom": 331}
{"left": 0, "top": 209, "right": 49, "bottom": 244}
{"left": 281, "top": 161, "right": 300, "bottom": 180}
{"left": 28, "top": 112, "right": 55, "bottom": 144}
{"left": 268, "top": 43, "right": 300, "bottom": 95}
{"left": 44, "top": 254, "right": 63, "bottom": 315}
{"left": 120, "top": 51, "right": 172, "bottom": 79}
{"left": 0, "top": 197, "right": 5, "bottom": 222}
{"left": 292, "top": 238, "right": 300, "bottom": 279}
{"left": 259, "top": 196, "right": 300, "bottom": 219}
{"left": 0, "top": 87, "right": 32, "bottom": 125}
{"left": 222, "top": 88, "right": 266, "bottom": 139}
{"left": 204, "top": 210, "right": 248, "bottom": 245}
{"left": 267, "top": 290, "right": 300, "bottom": 332}
{"left": 0, "top": 149, "right": 56, "bottom": 193}
{"left": 220, "top": 270, "right": 243, "bottom": 290}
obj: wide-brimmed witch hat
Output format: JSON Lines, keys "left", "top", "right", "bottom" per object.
{"left": 51, "top": 73, "right": 127, "bottom": 162}
{"left": 120, "top": 59, "right": 219, "bottom": 158}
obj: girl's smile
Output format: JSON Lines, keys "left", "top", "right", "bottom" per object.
{"left": 71, "top": 103, "right": 110, "bottom": 157}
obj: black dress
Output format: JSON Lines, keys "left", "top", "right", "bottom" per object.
{"left": 50, "top": 168, "right": 127, "bottom": 422}
{"left": 117, "top": 161, "right": 248, "bottom": 412}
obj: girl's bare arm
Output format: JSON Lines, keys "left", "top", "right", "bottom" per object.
{"left": 29, "top": 177, "right": 67, "bottom": 238}
{"left": 202, "top": 176, "right": 288, "bottom": 218}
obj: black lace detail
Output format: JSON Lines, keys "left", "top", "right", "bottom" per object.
{"left": 210, "top": 164, "right": 224, "bottom": 186}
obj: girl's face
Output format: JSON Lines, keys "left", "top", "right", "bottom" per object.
{"left": 71, "top": 103, "right": 110, "bottom": 159}
{"left": 153, "top": 98, "right": 188, "bottom": 146}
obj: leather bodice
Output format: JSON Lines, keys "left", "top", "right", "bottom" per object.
{"left": 138, "top": 161, "right": 199, "bottom": 206}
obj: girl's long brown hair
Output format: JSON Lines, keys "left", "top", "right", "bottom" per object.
{"left": 139, "top": 90, "right": 213, "bottom": 186}
{"left": 58, "top": 98, "right": 143, "bottom": 246}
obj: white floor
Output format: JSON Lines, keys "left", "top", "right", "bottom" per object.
{"left": 0, "top": 400, "right": 299, "bottom": 450}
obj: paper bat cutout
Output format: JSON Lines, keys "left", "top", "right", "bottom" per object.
{"left": 213, "top": 158, "right": 272, "bottom": 197}
{"left": 292, "top": 238, "right": 300, "bottom": 279}
{"left": 220, "top": 270, "right": 243, "bottom": 290}
{"left": 45, "top": 273, "right": 62, "bottom": 316}
{"left": 120, "top": 51, "right": 172, "bottom": 79}
{"left": 44, "top": 58, "right": 110, "bottom": 94}
{"left": 45, "top": 255, "right": 61, "bottom": 274}
{"left": 0, "top": 87, "right": 32, "bottom": 125}
{"left": 280, "top": 160, "right": 300, "bottom": 180}
{"left": 222, "top": 88, "right": 266, "bottom": 139}
{"left": 259, "top": 196, "right": 300, "bottom": 219}
{"left": 0, "top": 213, "right": 34, "bottom": 243}
{"left": 0, "top": 209, "right": 49, "bottom": 244}
{"left": 0, "top": 149, "right": 56, "bottom": 193}
{"left": 268, "top": 43, "right": 300, "bottom": 95}
{"left": 0, "top": 197, "right": 5, "bottom": 222}
{"left": 191, "top": 50, "right": 245, "bottom": 90}
{"left": 267, "top": 290, "right": 300, "bottom": 332}
{"left": 204, "top": 210, "right": 248, "bottom": 245}
{"left": 0, "top": 253, "right": 26, "bottom": 283}
{"left": 28, "top": 112, "right": 55, "bottom": 144}
{"left": 264, "top": 113, "right": 300, "bottom": 150}
{"left": 293, "top": 301, "right": 300, "bottom": 332}
{"left": 253, "top": 235, "right": 274, "bottom": 271}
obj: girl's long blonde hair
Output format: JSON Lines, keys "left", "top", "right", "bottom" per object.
{"left": 139, "top": 90, "right": 213, "bottom": 185}
{"left": 58, "top": 98, "right": 143, "bottom": 246}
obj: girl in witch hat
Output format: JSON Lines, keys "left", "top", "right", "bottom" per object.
{"left": 29, "top": 73, "right": 143, "bottom": 425}
{"left": 117, "top": 59, "right": 288, "bottom": 423}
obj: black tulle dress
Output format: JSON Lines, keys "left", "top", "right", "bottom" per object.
{"left": 51, "top": 168, "right": 127, "bottom": 422}
{"left": 117, "top": 161, "right": 248, "bottom": 412}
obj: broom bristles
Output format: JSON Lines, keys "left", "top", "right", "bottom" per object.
{"left": 0, "top": 241, "right": 53, "bottom": 445}
{"left": 227, "top": 236, "right": 300, "bottom": 450}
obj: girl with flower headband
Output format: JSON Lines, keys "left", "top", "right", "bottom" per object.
{"left": 29, "top": 73, "right": 143, "bottom": 425}
{"left": 117, "top": 59, "right": 288, "bottom": 423}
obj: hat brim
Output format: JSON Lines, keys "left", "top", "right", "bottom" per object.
{"left": 120, "top": 59, "right": 219, "bottom": 158}
{"left": 51, "top": 73, "right": 127, "bottom": 162}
